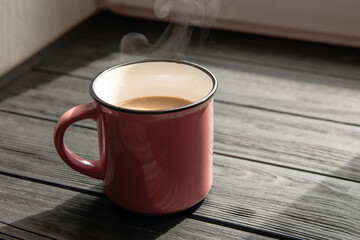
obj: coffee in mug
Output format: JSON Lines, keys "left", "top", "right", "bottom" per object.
{"left": 116, "top": 96, "right": 192, "bottom": 110}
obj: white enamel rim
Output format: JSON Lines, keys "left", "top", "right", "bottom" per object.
{"left": 89, "top": 60, "right": 217, "bottom": 114}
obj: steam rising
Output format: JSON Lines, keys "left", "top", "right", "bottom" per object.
{"left": 120, "top": 0, "right": 220, "bottom": 58}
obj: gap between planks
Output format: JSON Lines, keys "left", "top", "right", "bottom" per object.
{"left": 0, "top": 174, "right": 279, "bottom": 240}
{"left": 30, "top": 67, "right": 360, "bottom": 129}
{"left": 1, "top": 106, "right": 359, "bottom": 185}
{"left": 0, "top": 221, "right": 55, "bottom": 240}
{"left": 1, "top": 110, "right": 359, "bottom": 239}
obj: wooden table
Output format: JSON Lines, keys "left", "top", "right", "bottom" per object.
{"left": 1, "top": 11, "right": 360, "bottom": 240}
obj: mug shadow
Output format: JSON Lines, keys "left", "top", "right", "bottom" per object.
{"left": 0, "top": 183, "right": 203, "bottom": 240}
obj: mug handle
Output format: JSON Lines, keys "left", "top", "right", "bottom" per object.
{"left": 54, "top": 102, "right": 105, "bottom": 180}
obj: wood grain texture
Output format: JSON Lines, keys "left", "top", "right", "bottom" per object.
{"left": 29, "top": 11, "right": 360, "bottom": 126}
{"left": 35, "top": 30, "right": 360, "bottom": 83}
{"left": 0, "top": 112, "right": 359, "bottom": 239}
{"left": 37, "top": 11, "right": 360, "bottom": 79}
{"left": 0, "top": 232, "right": 24, "bottom": 240}
{"left": 0, "top": 111, "right": 101, "bottom": 191}
{"left": 0, "top": 222, "right": 51, "bottom": 240}
{"left": 0, "top": 175, "right": 271, "bottom": 240}
{"left": 1, "top": 71, "right": 360, "bottom": 182}
{"left": 32, "top": 34, "right": 360, "bottom": 126}
{"left": 199, "top": 156, "right": 360, "bottom": 240}
{"left": 1, "top": 11, "right": 360, "bottom": 240}
{"left": 194, "top": 56, "right": 360, "bottom": 126}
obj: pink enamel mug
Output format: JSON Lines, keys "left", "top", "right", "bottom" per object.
{"left": 54, "top": 60, "right": 217, "bottom": 215}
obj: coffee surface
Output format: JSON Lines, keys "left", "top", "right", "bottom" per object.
{"left": 116, "top": 96, "right": 192, "bottom": 110}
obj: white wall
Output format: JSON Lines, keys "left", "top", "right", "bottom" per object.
{"left": 0, "top": 0, "right": 98, "bottom": 76}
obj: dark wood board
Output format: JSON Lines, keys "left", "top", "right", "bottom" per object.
{"left": 32, "top": 37, "right": 360, "bottom": 126}
{"left": 30, "top": 12, "right": 360, "bottom": 126}
{"left": 37, "top": 11, "right": 360, "bottom": 81}
{"left": 1, "top": 175, "right": 265, "bottom": 240}
{"left": 1, "top": 72, "right": 360, "bottom": 182}
{"left": 0, "top": 112, "right": 359, "bottom": 239}
{"left": 1, "top": 9, "right": 360, "bottom": 240}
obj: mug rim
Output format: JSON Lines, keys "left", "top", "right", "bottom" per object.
{"left": 89, "top": 59, "right": 217, "bottom": 114}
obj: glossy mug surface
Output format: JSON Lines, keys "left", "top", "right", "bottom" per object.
{"left": 54, "top": 60, "right": 217, "bottom": 215}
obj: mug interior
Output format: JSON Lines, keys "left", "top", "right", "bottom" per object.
{"left": 91, "top": 61, "right": 215, "bottom": 111}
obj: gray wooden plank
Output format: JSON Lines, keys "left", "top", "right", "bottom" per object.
{"left": 0, "top": 175, "right": 271, "bottom": 240}
{"left": 193, "top": 32, "right": 360, "bottom": 81}
{"left": 0, "top": 111, "right": 101, "bottom": 191}
{"left": 0, "top": 232, "right": 23, "bottom": 240}
{"left": 0, "top": 112, "right": 359, "bottom": 239}
{"left": 38, "top": 11, "right": 360, "bottom": 81}
{"left": 193, "top": 56, "right": 360, "bottom": 126}
{"left": 1, "top": 10, "right": 352, "bottom": 127}
{"left": 1, "top": 72, "right": 360, "bottom": 182}
{"left": 32, "top": 34, "right": 360, "bottom": 126}
{"left": 0, "top": 222, "right": 51, "bottom": 240}
{"left": 1, "top": 10, "right": 359, "bottom": 240}
{"left": 214, "top": 103, "right": 360, "bottom": 182}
